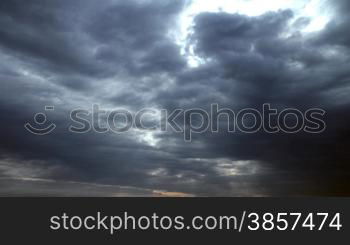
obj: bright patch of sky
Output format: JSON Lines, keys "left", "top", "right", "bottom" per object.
{"left": 174, "top": 0, "right": 332, "bottom": 67}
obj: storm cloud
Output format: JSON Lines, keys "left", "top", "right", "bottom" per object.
{"left": 0, "top": 0, "right": 349, "bottom": 196}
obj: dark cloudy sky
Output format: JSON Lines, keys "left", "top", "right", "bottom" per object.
{"left": 0, "top": 0, "right": 349, "bottom": 196}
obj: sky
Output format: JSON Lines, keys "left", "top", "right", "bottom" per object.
{"left": 0, "top": 0, "right": 349, "bottom": 196}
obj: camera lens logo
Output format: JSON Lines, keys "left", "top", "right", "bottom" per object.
{"left": 25, "top": 106, "right": 56, "bottom": 135}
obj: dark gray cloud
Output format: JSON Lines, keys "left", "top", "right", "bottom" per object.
{"left": 0, "top": 0, "right": 349, "bottom": 196}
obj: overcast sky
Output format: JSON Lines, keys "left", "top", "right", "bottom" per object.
{"left": 0, "top": 0, "right": 349, "bottom": 196}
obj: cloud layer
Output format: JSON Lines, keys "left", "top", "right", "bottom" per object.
{"left": 0, "top": 0, "right": 349, "bottom": 196}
